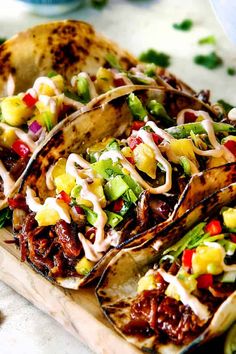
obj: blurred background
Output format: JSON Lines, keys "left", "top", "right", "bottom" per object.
{"left": 0, "top": 1, "right": 235, "bottom": 354}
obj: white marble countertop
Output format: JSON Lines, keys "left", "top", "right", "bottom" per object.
{"left": 0, "top": 1, "right": 236, "bottom": 354}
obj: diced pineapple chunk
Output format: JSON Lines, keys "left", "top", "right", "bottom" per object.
{"left": 0, "top": 128, "right": 17, "bottom": 147}
{"left": 1, "top": 96, "right": 33, "bottom": 126}
{"left": 51, "top": 158, "right": 67, "bottom": 179}
{"left": 137, "top": 273, "right": 156, "bottom": 293}
{"left": 95, "top": 67, "right": 114, "bottom": 93}
{"left": 192, "top": 246, "right": 224, "bottom": 275}
{"left": 133, "top": 143, "right": 157, "bottom": 179}
{"left": 54, "top": 173, "right": 76, "bottom": 195}
{"left": 121, "top": 146, "right": 133, "bottom": 159}
{"left": 76, "top": 178, "right": 106, "bottom": 208}
{"left": 223, "top": 207, "right": 236, "bottom": 229}
{"left": 35, "top": 208, "right": 60, "bottom": 226}
{"left": 88, "top": 137, "right": 113, "bottom": 154}
{"left": 75, "top": 257, "right": 95, "bottom": 275}
{"left": 207, "top": 156, "right": 227, "bottom": 169}
{"left": 222, "top": 135, "right": 236, "bottom": 143}
{"left": 169, "top": 139, "right": 196, "bottom": 162}
{"left": 166, "top": 268, "right": 197, "bottom": 301}
{"left": 52, "top": 75, "right": 64, "bottom": 92}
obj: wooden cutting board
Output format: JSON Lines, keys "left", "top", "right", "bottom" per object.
{"left": 0, "top": 227, "right": 140, "bottom": 354}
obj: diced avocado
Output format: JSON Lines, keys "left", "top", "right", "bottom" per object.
{"left": 220, "top": 271, "right": 236, "bottom": 283}
{"left": 127, "top": 93, "right": 147, "bottom": 121}
{"left": 106, "top": 210, "right": 123, "bottom": 228}
{"left": 77, "top": 75, "right": 91, "bottom": 104}
{"left": 137, "top": 273, "right": 156, "bottom": 293}
{"left": 106, "top": 139, "right": 120, "bottom": 151}
{"left": 192, "top": 246, "right": 224, "bottom": 275}
{"left": 54, "top": 173, "right": 76, "bottom": 195}
{"left": 147, "top": 100, "right": 174, "bottom": 126}
{"left": 35, "top": 208, "right": 60, "bottom": 226}
{"left": 92, "top": 158, "right": 122, "bottom": 180}
{"left": 223, "top": 207, "right": 236, "bottom": 229}
{"left": 104, "top": 175, "right": 129, "bottom": 201}
{"left": 133, "top": 143, "right": 157, "bottom": 179}
{"left": 123, "top": 175, "right": 143, "bottom": 197}
{"left": 75, "top": 257, "right": 95, "bottom": 275}
{"left": 1, "top": 96, "right": 33, "bottom": 126}
{"left": 71, "top": 185, "right": 82, "bottom": 199}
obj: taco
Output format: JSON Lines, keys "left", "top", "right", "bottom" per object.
{"left": 0, "top": 20, "right": 200, "bottom": 210}
{"left": 8, "top": 88, "right": 236, "bottom": 288}
{"left": 96, "top": 183, "right": 236, "bottom": 353}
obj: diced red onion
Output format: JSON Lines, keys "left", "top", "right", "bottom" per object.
{"left": 29, "top": 120, "right": 42, "bottom": 135}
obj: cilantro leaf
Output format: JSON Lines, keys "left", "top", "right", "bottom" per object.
{"left": 91, "top": 0, "right": 108, "bottom": 9}
{"left": 0, "top": 37, "right": 6, "bottom": 45}
{"left": 227, "top": 67, "right": 236, "bottom": 76}
{"left": 173, "top": 19, "right": 193, "bottom": 31}
{"left": 198, "top": 35, "right": 216, "bottom": 45}
{"left": 194, "top": 52, "right": 223, "bottom": 69}
{"left": 217, "top": 99, "right": 234, "bottom": 114}
{"left": 139, "top": 49, "right": 170, "bottom": 68}
{"left": 0, "top": 207, "right": 12, "bottom": 228}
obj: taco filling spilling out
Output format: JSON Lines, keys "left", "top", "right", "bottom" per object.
{"left": 123, "top": 205, "right": 236, "bottom": 346}
{"left": 7, "top": 93, "right": 236, "bottom": 284}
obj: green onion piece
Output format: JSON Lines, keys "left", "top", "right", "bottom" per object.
{"left": 81, "top": 205, "right": 97, "bottom": 226}
{"left": 0, "top": 207, "right": 12, "bottom": 228}
{"left": 144, "top": 63, "right": 157, "bottom": 77}
{"left": 105, "top": 53, "right": 122, "bottom": 70}
{"left": 179, "top": 156, "right": 191, "bottom": 176}
{"left": 173, "top": 19, "right": 193, "bottom": 31}
{"left": 194, "top": 52, "right": 223, "bottom": 69}
{"left": 127, "top": 93, "right": 148, "bottom": 121}
{"left": 77, "top": 76, "right": 91, "bottom": 104}
{"left": 147, "top": 100, "right": 174, "bottom": 126}
{"left": 227, "top": 67, "right": 236, "bottom": 76}
{"left": 104, "top": 175, "right": 129, "bottom": 201}
{"left": 42, "top": 112, "right": 53, "bottom": 131}
{"left": 165, "top": 122, "right": 236, "bottom": 139}
{"left": 139, "top": 49, "right": 170, "bottom": 68}
{"left": 106, "top": 210, "right": 123, "bottom": 228}
{"left": 198, "top": 35, "right": 216, "bottom": 45}
{"left": 47, "top": 71, "right": 58, "bottom": 78}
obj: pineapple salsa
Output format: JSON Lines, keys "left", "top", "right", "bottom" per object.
{"left": 11, "top": 92, "right": 236, "bottom": 281}
{"left": 125, "top": 206, "right": 236, "bottom": 345}
{"left": 0, "top": 59, "right": 181, "bottom": 201}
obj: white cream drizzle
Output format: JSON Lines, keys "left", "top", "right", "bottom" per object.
{"left": 32, "top": 77, "right": 60, "bottom": 96}
{"left": 25, "top": 186, "right": 71, "bottom": 223}
{"left": 0, "top": 123, "right": 36, "bottom": 151}
{"left": 38, "top": 95, "right": 57, "bottom": 114}
{"left": 228, "top": 108, "right": 236, "bottom": 121}
{"left": 0, "top": 160, "right": 15, "bottom": 196}
{"left": 158, "top": 268, "right": 210, "bottom": 321}
{"left": 176, "top": 109, "right": 212, "bottom": 125}
{"left": 6, "top": 74, "right": 15, "bottom": 96}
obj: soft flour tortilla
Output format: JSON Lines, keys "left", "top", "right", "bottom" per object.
{"left": 96, "top": 183, "right": 236, "bottom": 354}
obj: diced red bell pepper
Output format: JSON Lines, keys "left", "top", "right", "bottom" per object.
{"left": 230, "top": 234, "right": 236, "bottom": 243}
{"left": 74, "top": 205, "right": 85, "bottom": 215}
{"left": 184, "top": 111, "right": 197, "bottom": 123}
{"left": 152, "top": 133, "right": 163, "bottom": 145}
{"left": 205, "top": 219, "right": 222, "bottom": 236}
{"left": 12, "top": 139, "right": 30, "bottom": 158}
{"left": 128, "top": 136, "right": 143, "bottom": 150}
{"left": 126, "top": 156, "right": 135, "bottom": 165}
{"left": 22, "top": 92, "right": 38, "bottom": 108}
{"left": 57, "top": 191, "right": 71, "bottom": 204}
{"left": 85, "top": 227, "right": 96, "bottom": 239}
{"left": 131, "top": 121, "right": 145, "bottom": 131}
{"left": 197, "top": 274, "right": 213, "bottom": 289}
{"left": 182, "top": 249, "right": 195, "bottom": 270}
{"left": 224, "top": 140, "right": 236, "bottom": 157}
{"left": 112, "top": 198, "right": 124, "bottom": 213}
{"left": 8, "top": 194, "right": 27, "bottom": 210}
{"left": 114, "top": 77, "right": 126, "bottom": 87}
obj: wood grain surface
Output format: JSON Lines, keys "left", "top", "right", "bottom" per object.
{"left": 0, "top": 227, "right": 140, "bottom": 354}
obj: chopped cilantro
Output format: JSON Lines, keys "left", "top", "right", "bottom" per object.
{"left": 198, "top": 35, "right": 216, "bottom": 45}
{"left": 91, "top": 0, "right": 108, "bottom": 9}
{"left": 194, "top": 52, "right": 223, "bottom": 69}
{"left": 139, "top": 49, "right": 170, "bottom": 68}
{"left": 227, "top": 67, "right": 236, "bottom": 76}
{"left": 0, "top": 37, "right": 6, "bottom": 45}
{"left": 0, "top": 207, "right": 12, "bottom": 228}
{"left": 173, "top": 19, "right": 193, "bottom": 31}
{"left": 217, "top": 99, "right": 234, "bottom": 114}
